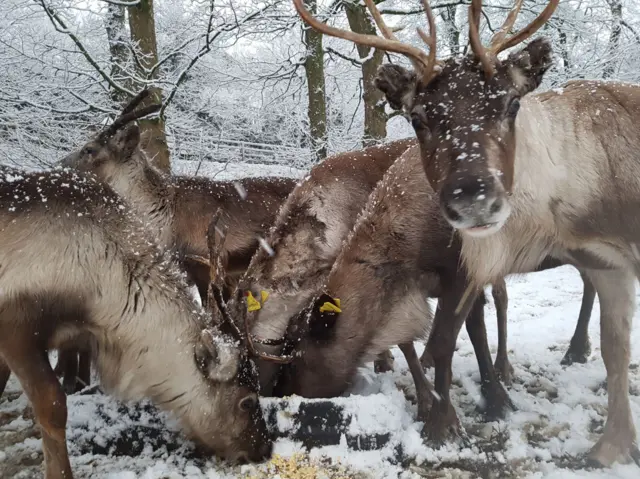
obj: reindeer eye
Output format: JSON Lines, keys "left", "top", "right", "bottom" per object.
{"left": 410, "top": 112, "right": 427, "bottom": 131}
{"left": 239, "top": 394, "right": 257, "bottom": 412}
{"left": 507, "top": 98, "right": 521, "bottom": 118}
{"left": 82, "top": 146, "right": 97, "bottom": 156}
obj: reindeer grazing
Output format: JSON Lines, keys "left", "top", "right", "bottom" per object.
{"left": 295, "top": 0, "right": 640, "bottom": 466}
{"left": 235, "top": 137, "right": 416, "bottom": 392}
{"left": 52, "top": 90, "right": 295, "bottom": 394}
{"left": 0, "top": 167, "right": 273, "bottom": 478}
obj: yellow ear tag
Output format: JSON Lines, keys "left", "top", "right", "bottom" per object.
{"left": 319, "top": 300, "right": 342, "bottom": 314}
{"left": 246, "top": 292, "right": 262, "bottom": 312}
{"left": 260, "top": 290, "right": 269, "bottom": 304}
{"left": 334, "top": 298, "right": 341, "bottom": 308}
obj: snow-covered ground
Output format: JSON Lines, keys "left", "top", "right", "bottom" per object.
{"left": 1, "top": 162, "right": 640, "bottom": 478}
{"left": 2, "top": 266, "right": 639, "bottom": 478}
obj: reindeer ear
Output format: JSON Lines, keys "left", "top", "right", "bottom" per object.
{"left": 182, "top": 255, "right": 211, "bottom": 284}
{"left": 308, "top": 293, "right": 341, "bottom": 341}
{"left": 374, "top": 64, "right": 418, "bottom": 111}
{"left": 506, "top": 37, "right": 554, "bottom": 94}
{"left": 112, "top": 124, "right": 141, "bottom": 160}
{"left": 194, "top": 329, "right": 240, "bottom": 382}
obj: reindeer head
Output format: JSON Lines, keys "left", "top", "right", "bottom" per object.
{"left": 183, "top": 212, "right": 294, "bottom": 459}
{"left": 60, "top": 89, "right": 159, "bottom": 184}
{"left": 231, "top": 201, "right": 335, "bottom": 393}
{"left": 269, "top": 294, "right": 350, "bottom": 398}
{"left": 294, "top": 0, "right": 558, "bottom": 236}
{"left": 186, "top": 325, "right": 272, "bottom": 463}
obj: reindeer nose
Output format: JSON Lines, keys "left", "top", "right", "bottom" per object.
{"left": 440, "top": 176, "right": 505, "bottom": 228}
{"left": 248, "top": 439, "right": 273, "bottom": 462}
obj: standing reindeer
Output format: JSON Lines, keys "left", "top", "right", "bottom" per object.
{"left": 295, "top": 0, "right": 640, "bottom": 466}
{"left": 0, "top": 167, "right": 273, "bottom": 479}
{"left": 53, "top": 90, "right": 295, "bottom": 394}
{"left": 60, "top": 90, "right": 297, "bottom": 303}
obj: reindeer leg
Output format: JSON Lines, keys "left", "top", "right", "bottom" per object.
{"left": 422, "top": 288, "right": 474, "bottom": 444}
{"left": 196, "top": 280, "right": 209, "bottom": 308}
{"left": 491, "top": 278, "right": 514, "bottom": 385}
{"left": 419, "top": 299, "right": 442, "bottom": 369}
{"left": 1, "top": 341, "right": 73, "bottom": 478}
{"left": 58, "top": 349, "right": 80, "bottom": 396}
{"left": 398, "top": 343, "right": 433, "bottom": 421}
{"left": 585, "top": 268, "right": 639, "bottom": 467}
{"left": 561, "top": 271, "right": 596, "bottom": 366}
{"left": 0, "top": 357, "right": 10, "bottom": 397}
{"left": 374, "top": 349, "right": 395, "bottom": 373}
{"left": 76, "top": 349, "right": 91, "bottom": 393}
{"left": 465, "top": 291, "right": 515, "bottom": 418}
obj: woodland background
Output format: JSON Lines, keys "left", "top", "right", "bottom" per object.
{"left": 0, "top": 0, "right": 638, "bottom": 173}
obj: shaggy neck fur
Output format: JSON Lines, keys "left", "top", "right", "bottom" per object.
{"left": 92, "top": 247, "right": 206, "bottom": 398}
{"left": 459, "top": 81, "right": 637, "bottom": 286}
{"left": 106, "top": 152, "right": 176, "bottom": 250}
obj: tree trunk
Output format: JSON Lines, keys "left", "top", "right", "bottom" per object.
{"left": 302, "top": 0, "right": 327, "bottom": 161}
{"left": 128, "top": 0, "right": 170, "bottom": 171}
{"left": 557, "top": 20, "right": 570, "bottom": 72}
{"left": 105, "top": 3, "right": 129, "bottom": 104}
{"left": 440, "top": 5, "right": 460, "bottom": 55}
{"left": 603, "top": 0, "right": 622, "bottom": 79}
{"left": 345, "top": 1, "right": 386, "bottom": 147}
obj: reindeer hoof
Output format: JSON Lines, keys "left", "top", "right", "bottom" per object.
{"left": 422, "top": 405, "right": 464, "bottom": 446}
{"left": 561, "top": 341, "right": 592, "bottom": 366}
{"left": 419, "top": 350, "right": 434, "bottom": 369}
{"left": 480, "top": 381, "right": 516, "bottom": 420}
{"left": 494, "top": 356, "right": 515, "bottom": 386}
{"left": 374, "top": 350, "right": 395, "bottom": 373}
{"left": 588, "top": 434, "right": 640, "bottom": 467}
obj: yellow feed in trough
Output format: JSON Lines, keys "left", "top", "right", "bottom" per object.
{"left": 243, "top": 453, "right": 356, "bottom": 479}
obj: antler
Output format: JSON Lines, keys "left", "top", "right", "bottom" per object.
{"left": 121, "top": 88, "right": 151, "bottom": 116}
{"left": 205, "top": 210, "right": 293, "bottom": 363}
{"left": 206, "top": 210, "right": 243, "bottom": 341}
{"left": 292, "top": 0, "right": 440, "bottom": 84}
{"left": 243, "top": 305, "right": 294, "bottom": 364}
{"left": 98, "top": 88, "right": 161, "bottom": 140}
{"left": 469, "top": 0, "right": 559, "bottom": 77}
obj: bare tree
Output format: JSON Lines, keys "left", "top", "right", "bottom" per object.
{"left": 105, "top": 2, "right": 130, "bottom": 103}
{"left": 301, "top": 0, "right": 328, "bottom": 161}
{"left": 440, "top": 4, "right": 461, "bottom": 55}
{"left": 344, "top": 0, "right": 386, "bottom": 146}
{"left": 127, "top": 0, "right": 169, "bottom": 170}
{"left": 604, "top": 0, "right": 623, "bottom": 78}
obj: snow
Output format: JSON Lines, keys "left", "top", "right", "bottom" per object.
{"left": 1, "top": 164, "right": 640, "bottom": 478}
{"left": 171, "top": 159, "right": 306, "bottom": 181}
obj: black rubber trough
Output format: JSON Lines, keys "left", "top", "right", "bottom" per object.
{"left": 66, "top": 394, "right": 404, "bottom": 460}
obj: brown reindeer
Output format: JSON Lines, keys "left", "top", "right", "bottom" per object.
{"left": 263, "top": 145, "right": 592, "bottom": 443}
{"left": 294, "top": 0, "right": 640, "bottom": 466}
{"left": 53, "top": 90, "right": 295, "bottom": 394}
{"left": 0, "top": 167, "right": 273, "bottom": 479}
{"left": 235, "top": 137, "right": 416, "bottom": 393}
{"left": 60, "top": 90, "right": 297, "bottom": 303}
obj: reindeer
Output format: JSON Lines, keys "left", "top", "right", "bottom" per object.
{"left": 51, "top": 90, "right": 295, "bottom": 394}
{"left": 294, "top": 0, "right": 640, "bottom": 466}
{"left": 234, "top": 137, "right": 416, "bottom": 392}
{"left": 60, "top": 90, "right": 297, "bottom": 303}
{"left": 0, "top": 167, "right": 274, "bottom": 478}
{"left": 258, "top": 144, "right": 593, "bottom": 444}
{"left": 232, "top": 111, "right": 594, "bottom": 398}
